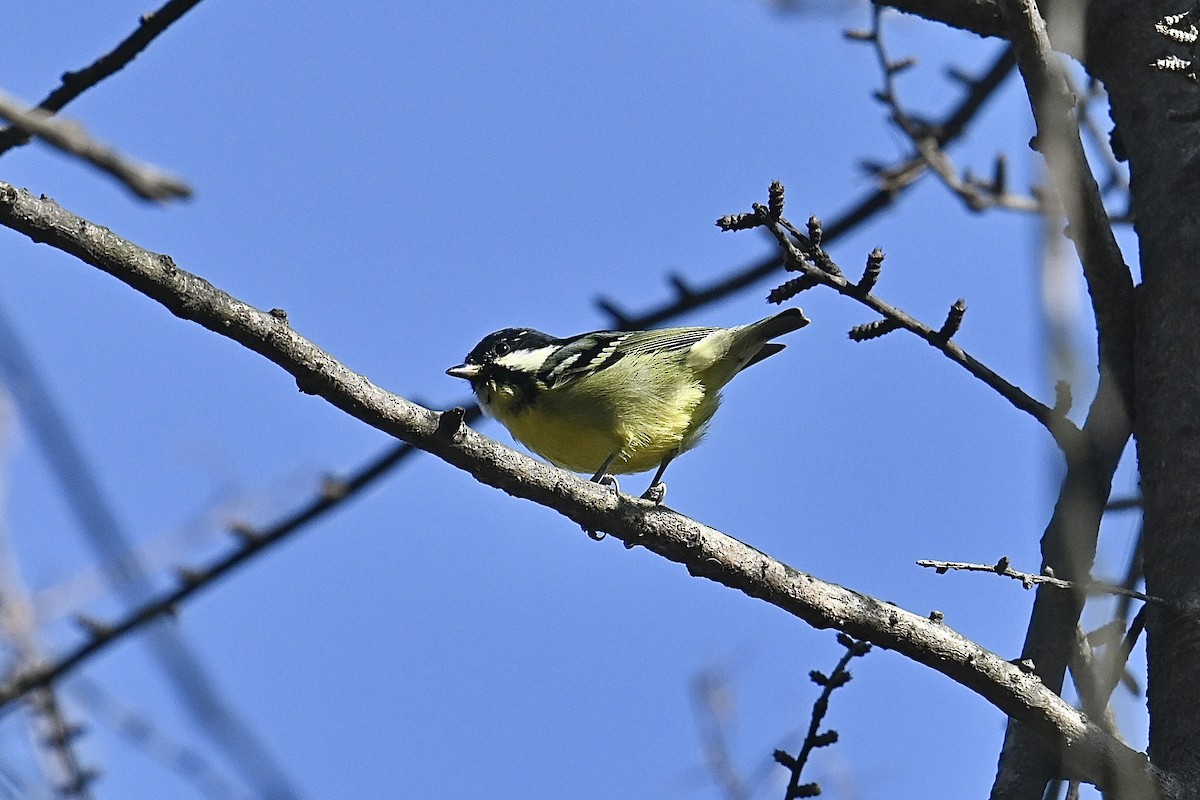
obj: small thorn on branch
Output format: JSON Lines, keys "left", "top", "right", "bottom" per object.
{"left": 668, "top": 272, "right": 695, "bottom": 300}
{"left": 849, "top": 318, "right": 901, "bottom": 342}
{"left": 938, "top": 299, "right": 967, "bottom": 339}
{"left": 230, "top": 521, "right": 262, "bottom": 545}
{"left": 945, "top": 64, "right": 975, "bottom": 86}
{"left": 992, "top": 153, "right": 1008, "bottom": 195}
{"left": 437, "top": 406, "right": 468, "bottom": 441}
{"left": 321, "top": 476, "right": 350, "bottom": 501}
{"left": 73, "top": 614, "right": 113, "bottom": 640}
{"left": 595, "top": 297, "right": 631, "bottom": 330}
{"left": 843, "top": 28, "right": 875, "bottom": 42}
{"left": 175, "top": 565, "right": 206, "bottom": 587}
{"left": 810, "top": 730, "right": 839, "bottom": 747}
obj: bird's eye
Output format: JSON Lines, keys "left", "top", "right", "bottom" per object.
{"left": 494, "top": 341, "right": 511, "bottom": 356}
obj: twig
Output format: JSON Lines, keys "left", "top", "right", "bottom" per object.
{"left": 0, "top": 0, "right": 207, "bottom": 157}
{"left": 1068, "top": 625, "right": 1121, "bottom": 736}
{"left": 0, "top": 181, "right": 1168, "bottom": 798}
{"left": 774, "top": 634, "right": 870, "bottom": 799}
{"left": 691, "top": 670, "right": 752, "bottom": 800}
{"left": 597, "top": 46, "right": 1016, "bottom": 330}
{"left": 874, "top": 0, "right": 1009, "bottom": 43}
{"left": 0, "top": 90, "right": 190, "bottom": 202}
{"left": 916, "top": 558, "right": 1167, "bottom": 605}
{"left": 68, "top": 677, "right": 242, "bottom": 800}
{"left": 1000, "top": 0, "right": 1135, "bottom": 408}
{"left": 721, "top": 182, "right": 1083, "bottom": 452}
{"left": 28, "top": 689, "right": 97, "bottom": 799}
{"left": 1105, "top": 496, "right": 1141, "bottom": 513}
{"left": 1096, "top": 607, "right": 1147, "bottom": 702}
{"left": 864, "top": 9, "right": 1047, "bottom": 216}
{"left": 0, "top": 498, "right": 96, "bottom": 797}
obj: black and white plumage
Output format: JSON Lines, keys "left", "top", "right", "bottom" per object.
{"left": 447, "top": 308, "right": 809, "bottom": 499}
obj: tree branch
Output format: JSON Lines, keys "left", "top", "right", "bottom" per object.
{"left": 722, "top": 184, "right": 1083, "bottom": 452}
{"left": 874, "top": 0, "right": 1007, "bottom": 41}
{"left": 917, "top": 557, "right": 1164, "bottom": 605}
{"left": 987, "top": 1, "right": 1138, "bottom": 796}
{"left": 598, "top": 46, "right": 1016, "bottom": 330}
{"left": 0, "top": 181, "right": 1170, "bottom": 798}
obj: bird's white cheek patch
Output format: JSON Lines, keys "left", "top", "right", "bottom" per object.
{"left": 496, "top": 345, "right": 556, "bottom": 373}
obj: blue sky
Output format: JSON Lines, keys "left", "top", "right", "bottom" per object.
{"left": 0, "top": 2, "right": 1142, "bottom": 798}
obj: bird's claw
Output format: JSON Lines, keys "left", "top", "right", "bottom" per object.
{"left": 640, "top": 481, "right": 667, "bottom": 505}
{"left": 597, "top": 474, "right": 620, "bottom": 495}
{"left": 584, "top": 474, "right": 621, "bottom": 539}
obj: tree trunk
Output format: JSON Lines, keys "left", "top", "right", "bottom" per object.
{"left": 1090, "top": 0, "right": 1200, "bottom": 787}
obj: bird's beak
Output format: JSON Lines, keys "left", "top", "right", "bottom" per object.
{"left": 446, "top": 363, "right": 482, "bottom": 381}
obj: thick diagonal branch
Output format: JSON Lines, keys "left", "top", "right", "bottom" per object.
{"left": 0, "top": 181, "right": 1168, "bottom": 797}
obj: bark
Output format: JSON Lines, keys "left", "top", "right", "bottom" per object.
{"left": 1089, "top": 0, "right": 1200, "bottom": 789}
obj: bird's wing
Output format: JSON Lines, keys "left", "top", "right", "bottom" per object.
{"left": 615, "top": 327, "right": 718, "bottom": 357}
{"left": 540, "top": 327, "right": 717, "bottom": 388}
{"left": 541, "top": 331, "right": 629, "bottom": 388}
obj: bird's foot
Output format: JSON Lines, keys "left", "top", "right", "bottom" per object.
{"left": 584, "top": 474, "right": 621, "bottom": 540}
{"left": 640, "top": 481, "right": 667, "bottom": 505}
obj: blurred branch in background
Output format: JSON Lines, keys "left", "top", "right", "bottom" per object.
{"left": 0, "top": 419, "right": 476, "bottom": 709}
{"left": 0, "top": 415, "right": 95, "bottom": 798}
{"left": 691, "top": 668, "right": 752, "bottom": 800}
{"left": 68, "top": 677, "right": 244, "bottom": 800}
{"left": 597, "top": 43, "right": 1016, "bottom": 330}
{"left": 0, "top": 0, "right": 207, "bottom": 157}
{"left": 0, "top": 299, "right": 300, "bottom": 799}
{"left": 0, "top": 90, "right": 190, "bottom": 202}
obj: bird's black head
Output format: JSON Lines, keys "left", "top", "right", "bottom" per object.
{"left": 462, "top": 328, "right": 556, "bottom": 367}
{"left": 446, "top": 328, "right": 558, "bottom": 388}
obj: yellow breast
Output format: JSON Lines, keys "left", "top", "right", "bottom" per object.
{"left": 480, "top": 355, "right": 719, "bottom": 475}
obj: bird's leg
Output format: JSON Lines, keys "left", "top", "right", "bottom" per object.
{"left": 590, "top": 452, "right": 622, "bottom": 496}
{"left": 640, "top": 452, "right": 676, "bottom": 504}
{"left": 584, "top": 452, "right": 623, "bottom": 540}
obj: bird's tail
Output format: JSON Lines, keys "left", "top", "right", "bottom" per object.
{"left": 738, "top": 308, "right": 810, "bottom": 371}
{"left": 751, "top": 307, "right": 810, "bottom": 340}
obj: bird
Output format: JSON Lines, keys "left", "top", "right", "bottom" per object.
{"left": 446, "top": 307, "right": 809, "bottom": 503}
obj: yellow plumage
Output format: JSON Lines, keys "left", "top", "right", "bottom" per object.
{"left": 485, "top": 351, "right": 715, "bottom": 474}
{"left": 448, "top": 308, "right": 808, "bottom": 495}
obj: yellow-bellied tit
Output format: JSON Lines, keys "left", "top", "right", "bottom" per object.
{"left": 446, "top": 307, "right": 810, "bottom": 503}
